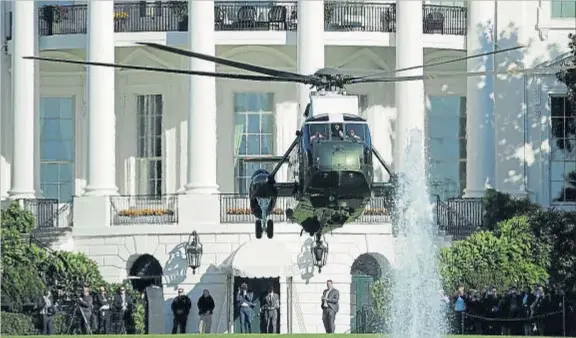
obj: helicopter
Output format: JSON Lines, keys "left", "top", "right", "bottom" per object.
{"left": 26, "top": 43, "right": 529, "bottom": 246}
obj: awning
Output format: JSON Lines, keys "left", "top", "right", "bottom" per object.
{"left": 219, "top": 239, "right": 298, "bottom": 278}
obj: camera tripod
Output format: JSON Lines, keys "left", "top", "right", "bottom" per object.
{"left": 65, "top": 302, "right": 92, "bottom": 335}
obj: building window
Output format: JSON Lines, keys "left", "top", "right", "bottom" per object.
{"left": 551, "top": 0, "right": 576, "bottom": 18}
{"left": 427, "top": 96, "right": 467, "bottom": 200}
{"left": 234, "top": 92, "right": 275, "bottom": 194}
{"left": 550, "top": 95, "right": 576, "bottom": 203}
{"left": 136, "top": 94, "right": 163, "bottom": 196}
{"left": 40, "top": 97, "right": 74, "bottom": 202}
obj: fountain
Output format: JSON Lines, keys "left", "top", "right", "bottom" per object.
{"left": 388, "top": 129, "right": 447, "bottom": 338}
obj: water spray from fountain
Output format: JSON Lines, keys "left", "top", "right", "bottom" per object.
{"left": 389, "top": 128, "right": 447, "bottom": 338}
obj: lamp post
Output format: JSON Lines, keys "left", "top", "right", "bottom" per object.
{"left": 186, "top": 231, "right": 203, "bottom": 274}
{"left": 311, "top": 239, "right": 329, "bottom": 273}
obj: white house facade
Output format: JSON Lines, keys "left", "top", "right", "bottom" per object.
{"left": 1, "top": 0, "right": 575, "bottom": 334}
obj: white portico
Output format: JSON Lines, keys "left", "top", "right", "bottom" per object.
{"left": 2, "top": 0, "right": 501, "bottom": 202}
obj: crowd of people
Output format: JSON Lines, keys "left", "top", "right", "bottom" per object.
{"left": 36, "top": 284, "right": 136, "bottom": 335}
{"left": 447, "top": 284, "right": 576, "bottom": 336}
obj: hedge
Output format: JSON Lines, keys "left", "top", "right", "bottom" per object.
{"left": 1, "top": 304, "right": 145, "bottom": 336}
{"left": 0, "top": 311, "right": 68, "bottom": 336}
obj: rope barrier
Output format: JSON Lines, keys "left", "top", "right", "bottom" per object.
{"left": 463, "top": 310, "right": 564, "bottom": 322}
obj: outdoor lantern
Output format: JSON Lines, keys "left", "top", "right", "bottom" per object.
{"left": 186, "top": 231, "right": 203, "bottom": 274}
{"left": 311, "top": 239, "right": 329, "bottom": 273}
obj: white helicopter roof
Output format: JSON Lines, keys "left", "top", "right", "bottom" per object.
{"left": 308, "top": 93, "right": 359, "bottom": 119}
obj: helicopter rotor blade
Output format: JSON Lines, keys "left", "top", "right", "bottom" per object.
{"left": 351, "top": 67, "right": 540, "bottom": 84}
{"left": 137, "top": 42, "right": 311, "bottom": 81}
{"left": 349, "top": 45, "right": 526, "bottom": 82}
{"left": 23, "top": 56, "right": 307, "bottom": 83}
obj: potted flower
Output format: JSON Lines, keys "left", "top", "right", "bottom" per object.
{"left": 114, "top": 11, "right": 129, "bottom": 32}
{"left": 116, "top": 208, "right": 175, "bottom": 223}
{"left": 169, "top": 1, "right": 188, "bottom": 31}
{"left": 364, "top": 208, "right": 387, "bottom": 216}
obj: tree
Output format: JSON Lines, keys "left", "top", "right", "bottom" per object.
{"left": 482, "top": 188, "right": 539, "bottom": 230}
{"left": 530, "top": 210, "right": 576, "bottom": 290}
{"left": 41, "top": 251, "right": 105, "bottom": 294}
{"left": 369, "top": 273, "right": 392, "bottom": 332}
{"left": 1, "top": 202, "right": 106, "bottom": 311}
{"left": 439, "top": 216, "right": 549, "bottom": 291}
{"left": 483, "top": 190, "right": 576, "bottom": 291}
{"left": 1, "top": 202, "right": 47, "bottom": 310}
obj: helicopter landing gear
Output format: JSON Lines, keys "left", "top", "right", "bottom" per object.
{"left": 266, "top": 219, "right": 274, "bottom": 238}
{"left": 255, "top": 220, "right": 263, "bottom": 239}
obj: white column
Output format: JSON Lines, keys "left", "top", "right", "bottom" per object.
{"left": 0, "top": 0, "right": 10, "bottom": 199}
{"left": 83, "top": 0, "right": 117, "bottom": 196}
{"left": 184, "top": 0, "right": 219, "bottom": 194}
{"left": 8, "top": 0, "right": 35, "bottom": 199}
{"left": 464, "top": 1, "right": 495, "bottom": 198}
{"left": 394, "top": 1, "right": 425, "bottom": 173}
{"left": 297, "top": 0, "right": 324, "bottom": 124}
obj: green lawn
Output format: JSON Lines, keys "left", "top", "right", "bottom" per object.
{"left": 6, "top": 335, "right": 565, "bottom": 338}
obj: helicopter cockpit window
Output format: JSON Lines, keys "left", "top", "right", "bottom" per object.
{"left": 344, "top": 123, "right": 367, "bottom": 143}
{"left": 331, "top": 123, "right": 344, "bottom": 139}
{"left": 309, "top": 124, "right": 328, "bottom": 143}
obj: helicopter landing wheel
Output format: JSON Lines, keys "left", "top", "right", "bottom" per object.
{"left": 266, "top": 219, "right": 274, "bottom": 239}
{"left": 255, "top": 220, "right": 263, "bottom": 239}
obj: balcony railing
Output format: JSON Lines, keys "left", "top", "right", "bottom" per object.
{"left": 325, "top": 3, "right": 466, "bottom": 35}
{"left": 435, "top": 196, "right": 483, "bottom": 240}
{"left": 21, "top": 198, "right": 59, "bottom": 229}
{"left": 110, "top": 195, "right": 179, "bottom": 226}
{"left": 220, "top": 194, "right": 391, "bottom": 224}
{"left": 33, "top": 2, "right": 466, "bottom": 37}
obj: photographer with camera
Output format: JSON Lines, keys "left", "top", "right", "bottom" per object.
{"left": 35, "top": 290, "right": 55, "bottom": 335}
{"left": 77, "top": 287, "right": 94, "bottom": 334}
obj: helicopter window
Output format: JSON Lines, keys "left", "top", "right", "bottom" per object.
{"left": 331, "top": 123, "right": 344, "bottom": 139}
{"left": 344, "top": 123, "right": 367, "bottom": 142}
{"left": 308, "top": 124, "right": 329, "bottom": 143}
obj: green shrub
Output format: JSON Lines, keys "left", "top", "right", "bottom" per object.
{"left": 0, "top": 311, "right": 37, "bottom": 335}
{"left": 440, "top": 216, "right": 549, "bottom": 291}
{"left": 1, "top": 203, "right": 47, "bottom": 311}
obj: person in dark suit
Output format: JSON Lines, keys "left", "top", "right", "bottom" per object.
{"left": 261, "top": 285, "right": 280, "bottom": 333}
{"left": 321, "top": 279, "right": 339, "bottom": 333}
{"left": 35, "top": 290, "right": 55, "bottom": 335}
{"left": 78, "top": 287, "right": 93, "bottom": 334}
{"left": 171, "top": 288, "right": 192, "bottom": 334}
{"left": 94, "top": 285, "right": 112, "bottom": 334}
{"left": 236, "top": 283, "right": 255, "bottom": 333}
{"left": 197, "top": 289, "right": 215, "bottom": 333}
{"left": 113, "top": 286, "right": 134, "bottom": 334}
